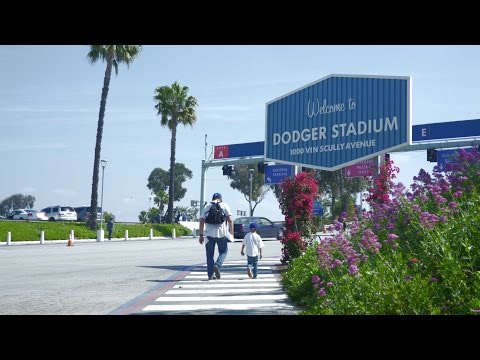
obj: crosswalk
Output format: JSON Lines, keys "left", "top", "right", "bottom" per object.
{"left": 139, "top": 257, "right": 298, "bottom": 315}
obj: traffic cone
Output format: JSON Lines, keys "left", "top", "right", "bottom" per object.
{"left": 67, "top": 234, "right": 74, "bottom": 247}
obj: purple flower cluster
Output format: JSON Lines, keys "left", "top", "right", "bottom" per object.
{"left": 360, "top": 228, "right": 381, "bottom": 252}
{"left": 312, "top": 275, "right": 327, "bottom": 296}
{"left": 305, "top": 146, "right": 480, "bottom": 311}
{"left": 316, "top": 233, "right": 363, "bottom": 272}
{"left": 348, "top": 265, "right": 359, "bottom": 276}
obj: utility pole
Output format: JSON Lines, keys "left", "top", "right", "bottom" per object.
{"left": 249, "top": 169, "right": 254, "bottom": 216}
{"left": 204, "top": 134, "right": 208, "bottom": 161}
{"left": 199, "top": 134, "right": 208, "bottom": 215}
{"left": 200, "top": 160, "right": 206, "bottom": 214}
{"left": 97, "top": 159, "right": 107, "bottom": 242}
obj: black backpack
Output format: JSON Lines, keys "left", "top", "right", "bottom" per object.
{"left": 205, "top": 202, "right": 226, "bottom": 224}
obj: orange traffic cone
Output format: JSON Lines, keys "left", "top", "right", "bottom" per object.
{"left": 67, "top": 234, "right": 74, "bottom": 247}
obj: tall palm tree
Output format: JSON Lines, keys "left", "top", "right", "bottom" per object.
{"left": 154, "top": 82, "right": 198, "bottom": 223}
{"left": 86, "top": 45, "right": 142, "bottom": 230}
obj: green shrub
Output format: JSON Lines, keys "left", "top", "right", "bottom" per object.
{"left": 282, "top": 246, "right": 319, "bottom": 308}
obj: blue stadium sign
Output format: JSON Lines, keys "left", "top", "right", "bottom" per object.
{"left": 265, "top": 74, "right": 411, "bottom": 171}
{"left": 264, "top": 164, "right": 294, "bottom": 185}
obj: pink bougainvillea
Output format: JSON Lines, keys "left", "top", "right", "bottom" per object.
{"left": 278, "top": 170, "right": 319, "bottom": 261}
{"left": 366, "top": 155, "right": 400, "bottom": 205}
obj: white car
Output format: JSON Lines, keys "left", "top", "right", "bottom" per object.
{"left": 41, "top": 206, "right": 77, "bottom": 221}
{"left": 8, "top": 209, "right": 48, "bottom": 221}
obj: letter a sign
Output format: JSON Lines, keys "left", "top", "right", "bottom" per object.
{"left": 265, "top": 74, "right": 411, "bottom": 171}
{"left": 214, "top": 145, "right": 229, "bottom": 159}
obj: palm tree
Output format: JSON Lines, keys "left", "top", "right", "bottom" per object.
{"left": 86, "top": 45, "right": 142, "bottom": 230}
{"left": 154, "top": 82, "right": 198, "bottom": 223}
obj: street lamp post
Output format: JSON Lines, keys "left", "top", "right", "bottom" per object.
{"left": 249, "top": 169, "right": 254, "bottom": 217}
{"left": 97, "top": 159, "right": 107, "bottom": 242}
{"left": 149, "top": 195, "right": 154, "bottom": 209}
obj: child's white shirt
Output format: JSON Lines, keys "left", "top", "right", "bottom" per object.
{"left": 242, "top": 232, "right": 264, "bottom": 257}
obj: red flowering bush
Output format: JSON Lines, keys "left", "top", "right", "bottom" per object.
{"left": 366, "top": 155, "right": 399, "bottom": 204}
{"left": 278, "top": 171, "right": 319, "bottom": 261}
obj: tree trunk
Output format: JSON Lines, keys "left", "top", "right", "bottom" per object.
{"left": 88, "top": 56, "right": 113, "bottom": 230}
{"left": 252, "top": 202, "right": 258, "bottom": 216}
{"left": 166, "top": 120, "right": 177, "bottom": 223}
{"left": 331, "top": 191, "right": 336, "bottom": 222}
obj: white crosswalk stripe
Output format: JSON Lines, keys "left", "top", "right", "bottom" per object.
{"left": 164, "top": 288, "right": 284, "bottom": 295}
{"left": 173, "top": 283, "right": 281, "bottom": 288}
{"left": 139, "top": 257, "right": 298, "bottom": 315}
{"left": 143, "top": 303, "right": 295, "bottom": 312}
{"left": 173, "top": 278, "right": 276, "bottom": 283}
{"left": 185, "top": 274, "right": 275, "bottom": 279}
{"left": 156, "top": 294, "right": 288, "bottom": 301}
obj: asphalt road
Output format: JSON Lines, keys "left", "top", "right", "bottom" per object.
{"left": 0, "top": 237, "right": 284, "bottom": 314}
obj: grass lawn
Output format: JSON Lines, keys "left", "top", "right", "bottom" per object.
{"left": 0, "top": 221, "right": 192, "bottom": 241}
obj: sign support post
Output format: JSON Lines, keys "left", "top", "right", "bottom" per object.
{"left": 200, "top": 160, "right": 206, "bottom": 214}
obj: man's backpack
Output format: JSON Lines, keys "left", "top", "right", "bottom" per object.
{"left": 205, "top": 202, "right": 226, "bottom": 224}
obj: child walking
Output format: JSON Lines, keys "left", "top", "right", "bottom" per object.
{"left": 240, "top": 223, "right": 264, "bottom": 279}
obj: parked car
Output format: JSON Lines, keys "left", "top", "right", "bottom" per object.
{"left": 74, "top": 206, "right": 101, "bottom": 221}
{"left": 7, "top": 209, "right": 47, "bottom": 220}
{"left": 233, "top": 216, "right": 284, "bottom": 239}
{"left": 27, "top": 209, "right": 48, "bottom": 221}
{"left": 40, "top": 206, "right": 77, "bottom": 221}
{"left": 7, "top": 210, "right": 18, "bottom": 219}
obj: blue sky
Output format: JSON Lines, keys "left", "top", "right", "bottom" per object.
{"left": 1, "top": 45, "right": 480, "bottom": 222}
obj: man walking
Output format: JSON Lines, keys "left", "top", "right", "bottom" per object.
{"left": 198, "top": 193, "right": 234, "bottom": 280}
{"left": 107, "top": 218, "right": 114, "bottom": 241}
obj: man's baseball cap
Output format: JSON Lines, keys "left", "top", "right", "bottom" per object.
{"left": 212, "top": 193, "right": 222, "bottom": 200}
{"left": 249, "top": 223, "right": 257, "bottom": 229}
